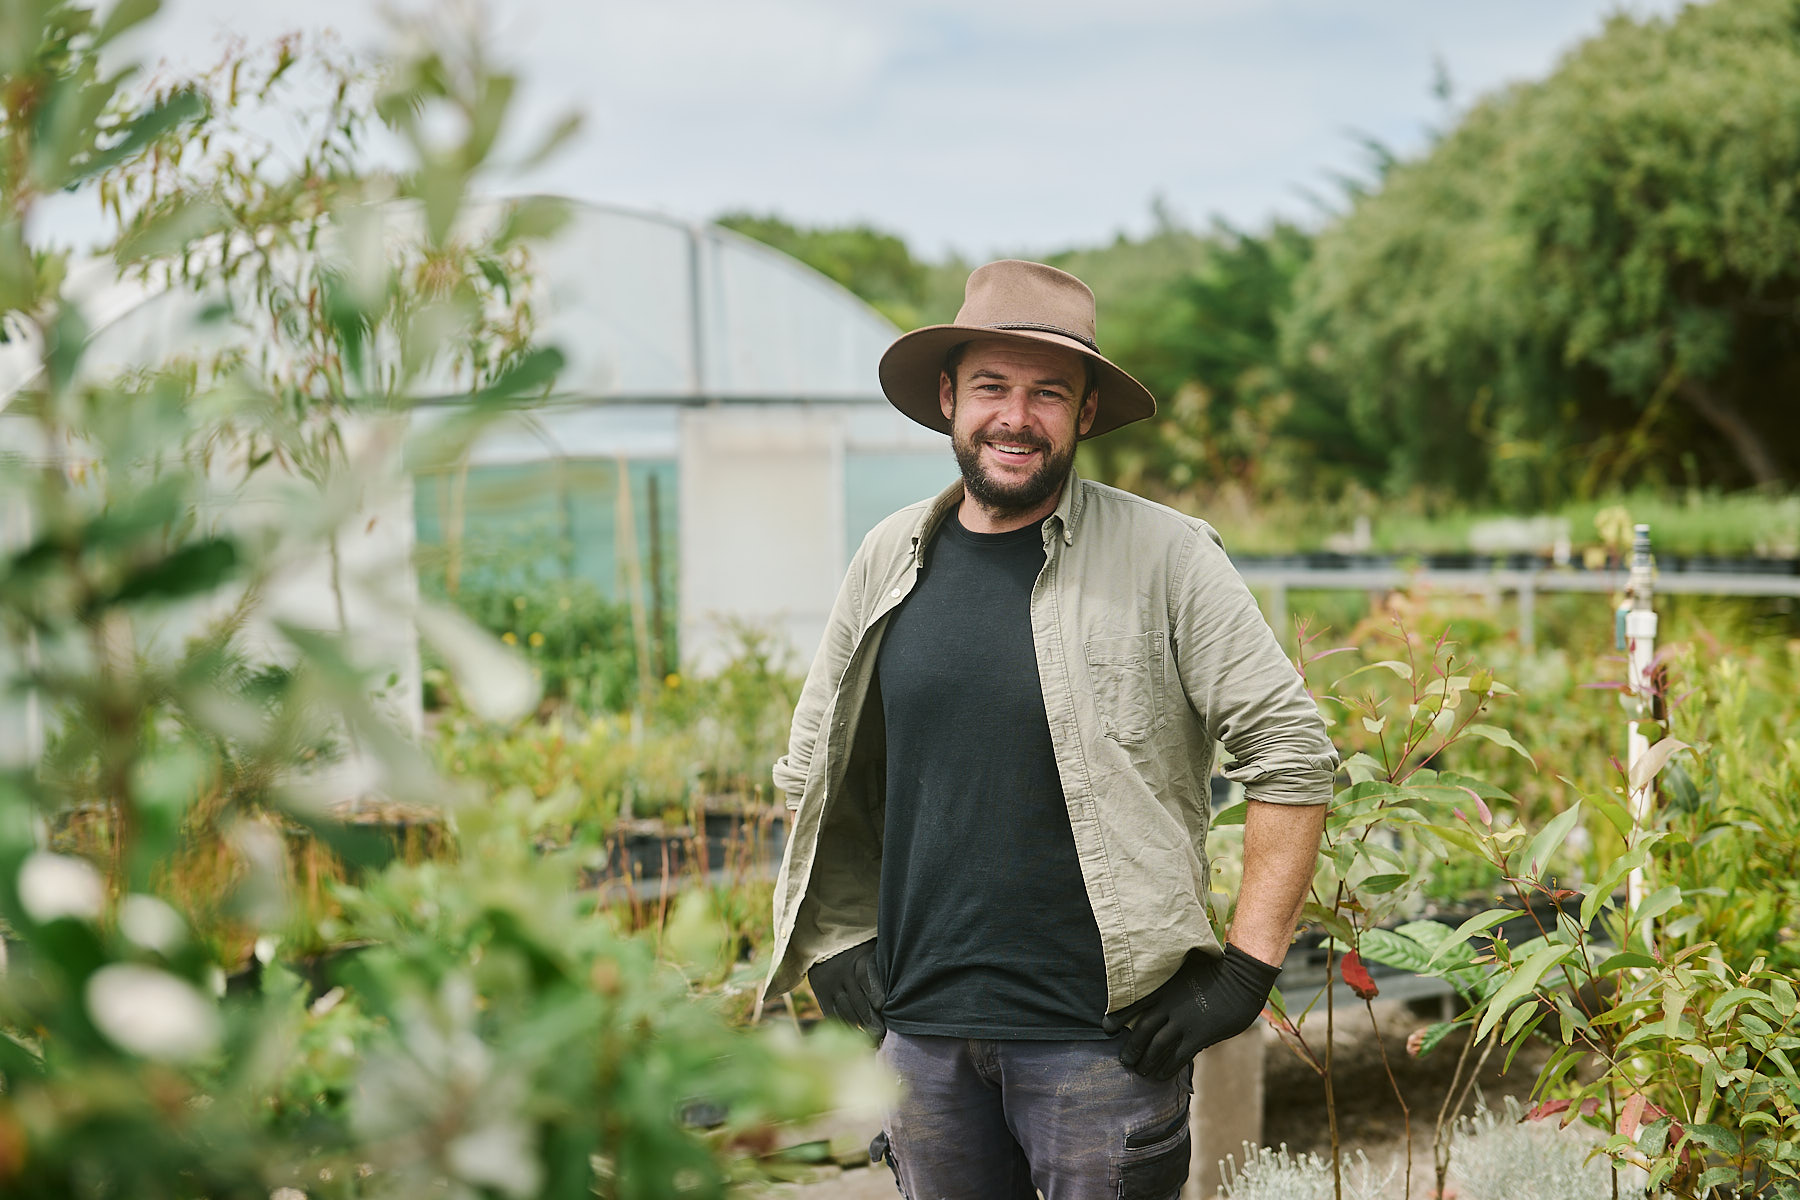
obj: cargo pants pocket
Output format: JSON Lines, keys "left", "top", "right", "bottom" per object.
{"left": 1115, "top": 1102, "right": 1192, "bottom": 1200}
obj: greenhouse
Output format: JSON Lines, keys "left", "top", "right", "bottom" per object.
{"left": 0, "top": 200, "right": 957, "bottom": 729}
{"left": 409, "top": 200, "right": 954, "bottom": 673}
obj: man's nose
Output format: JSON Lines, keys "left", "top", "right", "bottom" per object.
{"left": 996, "top": 385, "right": 1034, "bottom": 426}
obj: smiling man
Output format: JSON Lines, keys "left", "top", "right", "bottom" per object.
{"left": 764, "top": 260, "right": 1338, "bottom": 1199}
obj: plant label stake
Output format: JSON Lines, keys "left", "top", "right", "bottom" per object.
{"left": 1623, "top": 523, "right": 1659, "bottom": 914}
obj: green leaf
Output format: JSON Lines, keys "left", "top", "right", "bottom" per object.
{"left": 1595, "top": 951, "right": 1658, "bottom": 975}
{"left": 1518, "top": 801, "right": 1582, "bottom": 878}
{"left": 1581, "top": 849, "right": 1642, "bottom": 929}
{"left": 1587, "top": 786, "right": 1635, "bottom": 839}
{"left": 1335, "top": 659, "right": 1413, "bottom": 686}
{"left": 96, "top": 0, "right": 161, "bottom": 45}
{"left": 1428, "top": 908, "right": 1511, "bottom": 967}
{"left": 115, "top": 199, "right": 228, "bottom": 264}
{"left": 1696, "top": 1166, "right": 1744, "bottom": 1194}
{"left": 495, "top": 195, "right": 572, "bottom": 247}
{"left": 69, "top": 90, "right": 207, "bottom": 186}
{"left": 109, "top": 537, "right": 239, "bottom": 606}
{"left": 1395, "top": 920, "right": 1477, "bottom": 964}
{"left": 1502, "top": 996, "right": 1541, "bottom": 1041}
{"left": 1466, "top": 723, "right": 1536, "bottom": 769}
{"left": 1632, "top": 884, "right": 1682, "bottom": 930}
{"left": 1433, "top": 771, "right": 1514, "bottom": 802}
{"left": 1476, "top": 942, "right": 1572, "bottom": 1041}
{"left": 1701, "top": 987, "right": 1768, "bottom": 1027}
{"left": 1501, "top": 1012, "right": 1548, "bottom": 1072}
{"left": 1336, "top": 779, "right": 1402, "bottom": 805}
{"left": 1357, "top": 873, "right": 1410, "bottom": 895}
{"left": 1210, "top": 800, "right": 1247, "bottom": 827}
{"left": 1301, "top": 903, "right": 1356, "bottom": 945}
{"left": 1414, "top": 1021, "right": 1462, "bottom": 1058}
{"left": 469, "top": 345, "right": 566, "bottom": 406}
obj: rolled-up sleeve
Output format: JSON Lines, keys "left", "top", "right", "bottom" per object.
{"left": 1172, "top": 523, "right": 1337, "bottom": 806}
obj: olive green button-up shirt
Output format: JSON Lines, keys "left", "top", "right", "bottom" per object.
{"left": 764, "top": 470, "right": 1338, "bottom": 1013}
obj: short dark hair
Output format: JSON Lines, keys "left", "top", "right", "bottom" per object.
{"left": 943, "top": 340, "right": 1097, "bottom": 400}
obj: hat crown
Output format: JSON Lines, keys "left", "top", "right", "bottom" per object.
{"left": 954, "top": 260, "right": 1097, "bottom": 349}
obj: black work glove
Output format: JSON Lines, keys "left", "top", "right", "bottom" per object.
{"left": 807, "top": 938, "right": 886, "bottom": 1039}
{"left": 1101, "top": 943, "right": 1281, "bottom": 1080}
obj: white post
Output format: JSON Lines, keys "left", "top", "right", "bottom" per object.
{"left": 1624, "top": 524, "right": 1659, "bottom": 911}
{"left": 1186, "top": 1023, "right": 1266, "bottom": 1199}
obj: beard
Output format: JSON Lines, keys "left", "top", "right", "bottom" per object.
{"left": 951, "top": 423, "right": 1076, "bottom": 517}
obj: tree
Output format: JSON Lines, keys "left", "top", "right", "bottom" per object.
{"left": 1288, "top": 0, "right": 1800, "bottom": 503}
{"left": 1082, "top": 220, "right": 1384, "bottom": 508}
{"left": 714, "top": 211, "right": 958, "bottom": 329}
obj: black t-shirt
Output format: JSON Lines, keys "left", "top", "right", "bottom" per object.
{"left": 873, "top": 510, "right": 1108, "bottom": 1039}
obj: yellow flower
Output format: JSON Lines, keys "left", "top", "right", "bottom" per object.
{"left": 500, "top": 631, "right": 517, "bottom": 645}
{"left": 664, "top": 672, "right": 681, "bottom": 689}
{"left": 528, "top": 631, "right": 545, "bottom": 648}
{"left": 513, "top": 596, "right": 527, "bottom": 611}
{"left": 558, "top": 596, "right": 572, "bottom": 611}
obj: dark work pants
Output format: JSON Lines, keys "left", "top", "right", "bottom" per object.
{"left": 876, "top": 1031, "right": 1193, "bottom": 1200}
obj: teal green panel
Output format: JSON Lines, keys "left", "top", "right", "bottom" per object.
{"left": 844, "top": 452, "right": 956, "bottom": 560}
{"left": 415, "top": 459, "right": 677, "bottom": 617}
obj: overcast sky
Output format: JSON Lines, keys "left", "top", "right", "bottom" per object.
{"left": 123, "top": 0, "right": 1689, "bottom": 258}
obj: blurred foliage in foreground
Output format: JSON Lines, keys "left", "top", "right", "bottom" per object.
{"left": 725, "top": 0, "right": 1800, "bottom": 530}
{"left": 0, "top": 1, "right": 855, "bottom": 1194}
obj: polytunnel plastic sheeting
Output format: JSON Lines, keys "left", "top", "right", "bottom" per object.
{"left": 0, "top": 200, "right": 901, "bottom": 408}
{"left": 408, "top": 404, "right": 680, "bottom": 466}
{"left": 518, "top": 202, "right": 899, "bottom": 401}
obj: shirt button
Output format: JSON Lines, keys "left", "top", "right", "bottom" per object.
{"left": 889, "top": 587, "right": 902, "bottom": 597}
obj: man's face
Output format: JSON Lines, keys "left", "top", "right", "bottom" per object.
{"left": 938, "top": 337, "right": 1099, "bottom": 517}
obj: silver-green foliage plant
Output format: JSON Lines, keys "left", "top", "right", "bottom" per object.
{"left": 0, "top": 1, "right": 857, "bottom": 1194}
{"left": 1218, "top": 1144, "right": 1395, "bottom": 1200}
{"left": 1450, "top": 1097, "right": 1646, "bottom": 1200}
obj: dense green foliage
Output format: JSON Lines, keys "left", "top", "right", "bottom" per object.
{"left": 1251, "top": 611, "right": 1800, "bottom": 1199}
{"left": 0, "top": 2, "right": 852, "bottom": 1194}
{"left": 1292, "top": 0, "right": 1800, "bottom": 504}
{"left": 727, "top": 0, "right": 1800, "bottom": 520}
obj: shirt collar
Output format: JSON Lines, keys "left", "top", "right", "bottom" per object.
{"left": 908, "top": 467, "right": 1085, "bottom": 558}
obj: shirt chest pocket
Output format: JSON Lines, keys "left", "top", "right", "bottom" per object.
{"left": 1083, "top": 631, "right": 1166, "bottom": 744}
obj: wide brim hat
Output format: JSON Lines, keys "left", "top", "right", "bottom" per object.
{"left": 877, "top": 259, "right": 1157, "bottom": 439}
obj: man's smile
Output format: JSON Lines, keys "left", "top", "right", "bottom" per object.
{"left": 982, "top": 438, "right": 1046, "bottom": 463}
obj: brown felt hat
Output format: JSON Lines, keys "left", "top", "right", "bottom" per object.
{"left": 878, "top": 259, "right": 1157, "bottom": 439}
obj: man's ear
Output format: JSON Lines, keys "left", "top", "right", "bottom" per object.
{"left": 1077, "top": 389, "right": 1099, "bottom": 436}
{"left": 939, "top": 371, "right": 956, "bottom": 422}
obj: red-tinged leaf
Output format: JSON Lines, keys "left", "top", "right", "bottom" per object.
{"left": 1619, "top": 1092, "right": 1648, "bottom": 1139}
{"left": 1341, "top": 950, "right": 1379, "bottom": 1000}
{"left": 1562, "top": 1098, "right": 1602, "bottom": 1129}
{"left": 1524, "top": 1097, "right": 1602, "bottom": 1126}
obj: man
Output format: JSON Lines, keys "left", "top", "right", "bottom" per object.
{"left": 764, "top": 260, "right": 1337, "bottom": 1199}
